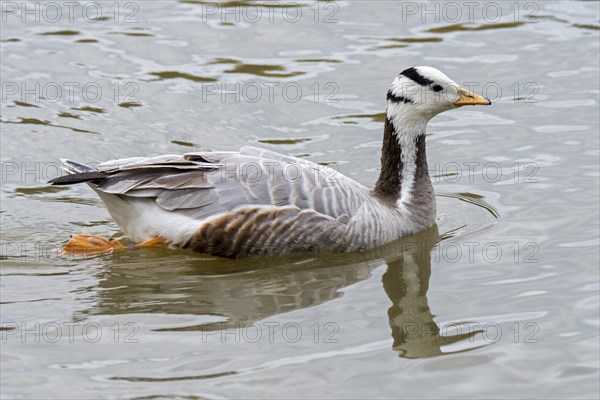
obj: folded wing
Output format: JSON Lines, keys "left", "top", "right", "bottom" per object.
{"left": 50, "top": 146, "right": 370, "bottom": 222}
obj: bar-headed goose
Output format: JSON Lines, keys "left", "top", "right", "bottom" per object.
{"left": 50, "top": 66, "right": 491, "bottom": 258}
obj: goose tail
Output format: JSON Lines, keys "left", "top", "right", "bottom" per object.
{"left": 48, "top": 159, "right": 105, "bottom": 185}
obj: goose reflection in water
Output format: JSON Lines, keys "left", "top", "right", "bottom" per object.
{"left": 75, "top": 226, "right": 484, "bottom": 359}
{"left": 382, "top": 229, "right": 483, "bottom": 358}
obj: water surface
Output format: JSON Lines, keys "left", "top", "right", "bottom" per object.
{"left": 1, "top": 1, "right": 599, "bottom": 398}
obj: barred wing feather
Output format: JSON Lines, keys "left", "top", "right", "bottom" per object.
{"left": 81, "top": 146, "right": 369, "bottom": 222}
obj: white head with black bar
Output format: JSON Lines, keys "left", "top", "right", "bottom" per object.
{"left": 377, "top": 66, "right": 491, "bottom": 209}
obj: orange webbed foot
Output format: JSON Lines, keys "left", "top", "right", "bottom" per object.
{"left": 133, "top": 237, "right": 167, "bottom": 249}
{"left": 63, "top": 235, "right": 168, "bottom": 257}
{"left": 63, "top": 234, "right": 125, "bottom": 257}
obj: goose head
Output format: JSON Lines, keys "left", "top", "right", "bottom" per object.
{"left": 386, "top": 66, "right": 491, "bottom": 133}
{"left": 374, "top": 66, "right": 491, "bottom": 217}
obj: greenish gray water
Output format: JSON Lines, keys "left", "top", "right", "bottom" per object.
{"left": 1, "top": 1, "right": 599, "bottom": 398}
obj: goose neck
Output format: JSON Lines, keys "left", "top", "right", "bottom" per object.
{"left": 373, "top": 117, "right": 432, "bottom": 208}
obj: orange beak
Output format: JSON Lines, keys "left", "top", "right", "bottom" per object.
{"left": 453, "top": 86, "right": 491, "bottom": 106}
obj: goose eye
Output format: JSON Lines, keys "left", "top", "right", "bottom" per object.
{"left": 432, "top": 84, "right": 443, "bottom": 92}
